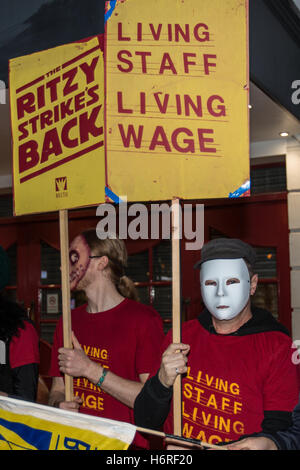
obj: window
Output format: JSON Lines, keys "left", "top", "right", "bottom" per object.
{"left": 250, "top": 164, "right": 286, "bottom": 194}
{"left": 125, "top": 241, "right": 173, "bottom": 333}
{"left": 251, "top": 247, "right": 278, "bottom": 319}
{"left": 39, "top": 242, "right": 62, "bottom": 343}
{"left": 0, "top": 195, "right": 13, "bottom": 218}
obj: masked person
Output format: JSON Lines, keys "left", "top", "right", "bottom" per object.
{"left": 134, "top": 238, "right": 300, "bottom": 447}
{"left": 48, "top": 230, "right": 164, "bottom": 449}
{"left": 0, "top": 246, "right": 39, "bottom": 402}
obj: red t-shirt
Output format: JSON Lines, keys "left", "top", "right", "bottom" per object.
{"left": 49, "top": 298, "right": 164, "bottom": 448}
{"left": 163, "top": 319, "right": 300, "bottom": 445}
{"left": 10, "top": 321, "right": 39, "bottom": 368}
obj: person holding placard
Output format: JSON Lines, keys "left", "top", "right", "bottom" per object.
{"left": 134, "top": 238, "right": 300, "bottom": 448}
{"left": 227, "top": 409, "right": 300, "bottom": 450}
{"left": 0, "top": 246, "right": 39, "bottom": 402}
{"left": 48, "top": 229, "right": 164, "bottom": 449}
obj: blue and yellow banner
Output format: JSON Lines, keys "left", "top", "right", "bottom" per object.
{"left": 0, "top": 396, "right": 136, "bottom": 450}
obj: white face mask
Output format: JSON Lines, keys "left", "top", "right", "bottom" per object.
{"left": 200, "top": 258, "right": 251, "bottom": 321}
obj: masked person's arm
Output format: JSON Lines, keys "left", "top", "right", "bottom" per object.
{"left": 134, "top": 373, "right": 173, "bottom": 430}
{"left": 134, "top": 343, "right": 190, "bottom": 430}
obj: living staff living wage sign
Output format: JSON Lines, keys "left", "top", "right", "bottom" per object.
{"left": 9, "top": 36, "right": 106, "bottom": 216}
{"left": 105, "top": 0, "right": 250, "bottom": 201}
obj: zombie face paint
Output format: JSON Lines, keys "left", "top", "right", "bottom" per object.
{"left": 69, "top": 235, "right": 91, "bottom": 291}
{"left": 200, "top": 258, "right": 250, "bottom": 320}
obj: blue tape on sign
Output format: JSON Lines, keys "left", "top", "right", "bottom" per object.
{"left": 0, "top": 417, "right": 52, "bottom": 450}
{"left": 228, "top": 180, "right": 251, "bottom": 198}
{"left": 105, "top": 186, "right": 123, "bottom": 204}
{"left": 105, "top": 0, "right": 117, "bottom": 23}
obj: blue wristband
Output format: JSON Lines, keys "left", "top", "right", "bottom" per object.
{"left": 96, "top": 369, "right": 108, "bottom": 388}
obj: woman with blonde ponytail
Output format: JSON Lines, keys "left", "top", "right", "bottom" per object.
{"left": 48, "top": 229, "right": 164, "bottom": 449}
{"left": 117, "top": 275, "right": 139, "bottom": 301}
{"left": 81, "top": 230, "right": 139, "bottom": 302}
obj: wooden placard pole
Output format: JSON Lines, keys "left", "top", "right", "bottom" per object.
{"left": 171, "top": 198, "right": 182, "bottom": 436}
{"left": 59, "top": 209, "right": 73, "bottom": 401}
{"left": 135, "top": 426, "right": 227, "bottom": 450}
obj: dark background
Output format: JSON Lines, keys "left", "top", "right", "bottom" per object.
{"left": 0, "top": 0, "right": 105, "bottom": 83}
{"left": 0, "top": 0, "right": 300, "bottom": 121}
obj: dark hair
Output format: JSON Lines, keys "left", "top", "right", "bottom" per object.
{"left": 82, "top": 229, "right": 139, "bottom": 302}
{"left": 0, "top": 294, "right": 27, "bottom": 342}
{"left": 244, "top": 259, "right": 255, "bottom": 279}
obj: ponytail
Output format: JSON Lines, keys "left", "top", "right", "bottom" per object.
{"left": 82, "top": 229, "right": 140, "bottom": 302}
{"left": 117, "top": 276, "right": 139, "bottom": 302}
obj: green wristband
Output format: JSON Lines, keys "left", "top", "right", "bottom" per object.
{"left": 96, "top": 369, "right": 108, "bottom": 388}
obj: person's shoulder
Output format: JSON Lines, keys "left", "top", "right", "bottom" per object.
{"left": 15, "top": 320, "right": 37, "bottom": 339}
{"left": 180, "top": 318, "right": 203, "bottom": 341}
{"left": 182, "top": 318, "right": 202, "bottom": 332}
{"left": 122, "top": 298, "right": 160, "bottom": 318}
{"left": 10, "top": 319, "right": 40, "bottom": 367}
{"left": 71, "top": 303, "right": 88, "bottom": 317}
{"left": 165, "top": 318, "right": 201, "bottom": 341}
{"left": 248, "top": 308, "right": 294, "bottom": 352}
{"left": 23, "top": 319, "right": 39, "bottom": 337}
{"left": 52, "top": 304, "right": 87, "bottom": 333}
{"left": 120, "top": 299, "right": 164, "bottom": 328}
{"left": 248, "top": 306, "right": 292, "bottom": 341}
{"left": 260, "top": 328, "right": 294, "bottom": 349}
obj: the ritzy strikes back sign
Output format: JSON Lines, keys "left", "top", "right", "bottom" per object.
{"left": 10, "top": 36, "right": 106, "bottom": 216}
{"left": 105, "top": 0, "right": 250, "bottom": 201}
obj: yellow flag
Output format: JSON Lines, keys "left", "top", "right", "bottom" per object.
{"left": 0, "top": 397, "right": 135, "bottom": 450}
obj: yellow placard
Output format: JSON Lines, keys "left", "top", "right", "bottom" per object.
{"left": 10, "top": 36, "right": 106, "bottom": 216}
{"left": 105, "top": 0, "right": 250, "bottom": 201}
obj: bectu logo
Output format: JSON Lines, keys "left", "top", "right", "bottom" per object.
{"left": 55, "top": 177, "right": 68, "bottom": 198}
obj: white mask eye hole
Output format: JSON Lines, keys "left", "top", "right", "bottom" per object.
{"left": 226, "top": 278, "right": 240, "bottom": 285}
{"left": 204, "top": 280, "right": 217, "bottom": 286}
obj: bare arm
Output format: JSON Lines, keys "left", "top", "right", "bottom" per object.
{"left": 48, "top": 376, "right": 82, "bottom": 411}
{"left": 227, "top": 437, "right": 278, "bottom": 450}
{"left": 82, "top": 363, "right": 148, "bottom": 409}
{"left": 48, "top": 376, "right": 65, "bottom": 407}
{"left": 57, "top": 333, "right": 148, "bottom": 409}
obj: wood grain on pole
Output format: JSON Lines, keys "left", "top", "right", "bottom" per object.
{"left": 171, "top": 198, "right": 182, "bottom": 436}
{"left": 59, "top": 209, "right": 73, "bottom": 401}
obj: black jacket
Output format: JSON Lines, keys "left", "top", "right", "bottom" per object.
{"left": 257, "top": 396, "right": 300, "bottom": 450}
{"left": 134, "top": 306, "right": 296, "bottom": 437}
